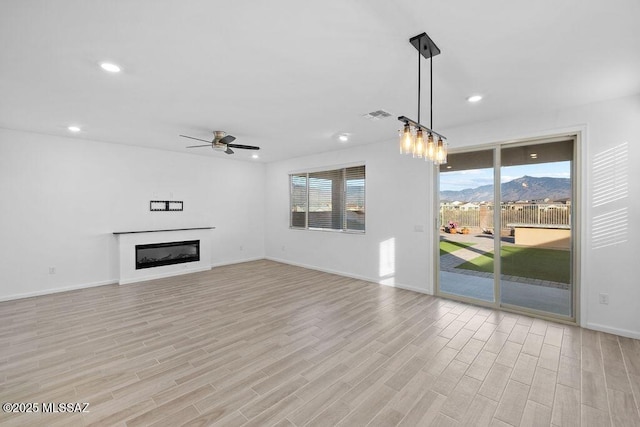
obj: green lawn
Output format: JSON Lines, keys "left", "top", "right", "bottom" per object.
{"left": 440, "top": 240, "right": 475, "bottom": 256}
{"left": 456, "top": 246, "right": 570, "bottom": 284}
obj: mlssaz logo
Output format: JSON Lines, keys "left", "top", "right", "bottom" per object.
{"left": 42, "top": 403, "right": 90, "bottom": 413}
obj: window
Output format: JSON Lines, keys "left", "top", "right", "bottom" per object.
{"left": 289, "top": 165, "right": 365, "bottom": 232}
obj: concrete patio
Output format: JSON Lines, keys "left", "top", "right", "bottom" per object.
{"left": 439, "top": 231, "right": 572, "bottom": 316}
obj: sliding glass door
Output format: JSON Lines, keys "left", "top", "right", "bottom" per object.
{"left": 439, "top": 149, "right": 495, "bottom": 303}
{"left": 437, "top": 137, "right": 576, "bottom": 320}
{"left": 499, "top": 140, "right": 574, "bottom": 316}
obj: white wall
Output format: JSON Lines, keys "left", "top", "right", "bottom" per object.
{"left": 0, "top": 128, "right": 266, "bottom": 300}
{"left": 264, "top": 141, "right": 436, "bottom": 295}
{"left": 264, "top": 93, "right": 640, "bottom": 338}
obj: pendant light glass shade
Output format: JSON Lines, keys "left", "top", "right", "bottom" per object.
{"left": 435, "top": 137, "right": 447, "bottom": 164}
{"left": 414, "top": 128, "right": 425, "bottom": 158}
{"left": 426, "top": 133, "right": 435, "bottom": 160}
{"left": 399, "top": 122, "right": 414, "bottom": 154}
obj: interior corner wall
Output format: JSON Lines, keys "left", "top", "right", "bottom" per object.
{"left": 264, "top": 141, "right": 436, "bottom": 295}
{"left": 0, "top": 128, "right": 266, "bottom": 301}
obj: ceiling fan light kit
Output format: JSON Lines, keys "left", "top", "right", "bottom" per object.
{"left": 398, "top": 32, "right": 448, "bottom": 165}
{"left": 180, "top": 131, "right": 260, "bottom": 155}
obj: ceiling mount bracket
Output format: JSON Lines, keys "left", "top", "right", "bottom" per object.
{"left": 409, "top": 32, "right": 441, "bottom": 60}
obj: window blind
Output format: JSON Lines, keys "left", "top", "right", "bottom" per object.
{"left": 345, "top": 165, "right": 365, "bottom": 231}
{"left": 289, "top": 165, "right": 365, "bottom": 232}
{"left": 290, "top": 174, "right": 307, "bottom": 228}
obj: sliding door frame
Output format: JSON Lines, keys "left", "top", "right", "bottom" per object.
{"left": 434, "top": 132, "right": 581, "bottom": 325}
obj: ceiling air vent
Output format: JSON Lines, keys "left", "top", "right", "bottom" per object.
{"left": 363, "top": 109, "right": 392, "bottom": 120}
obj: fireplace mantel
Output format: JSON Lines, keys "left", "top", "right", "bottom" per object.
{"left": 113, "top": 226, "right": 215, "bottom": 235}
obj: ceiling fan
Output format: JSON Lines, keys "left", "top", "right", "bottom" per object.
{"left": 180, "top": 131, "right": 260, "bottom": 155}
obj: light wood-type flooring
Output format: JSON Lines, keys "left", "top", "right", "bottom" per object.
{"left": 1, "top": 260, "right": 640, "bottom": 426}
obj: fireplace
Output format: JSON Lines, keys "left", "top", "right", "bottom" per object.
{"left": 135, "top": 240, "right": 200, "bottom": 269}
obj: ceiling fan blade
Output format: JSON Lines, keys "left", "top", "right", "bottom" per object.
{"left": 219, "top": 135, "right": 236, "bottom": 144}
{"left": 179, "top": 135, "right": 212, "bottom": 143}
{"left": 186, "top": 144, "right": 212, "bottom": 148}
{"left": 224, "top": 147, "right": 234, "bottom": 155}
{"left": 227, "top": 143, "right": 260, "bottom": 150}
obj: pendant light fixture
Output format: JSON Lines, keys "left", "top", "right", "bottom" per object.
{"left": 398, "top": 32, "right": 448, "bottom": 165}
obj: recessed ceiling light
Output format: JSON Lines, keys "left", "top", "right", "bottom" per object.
{"left": 337, "top": 133, "right": 351, "bottom": 143}
{"left": 68, "top": 126, "right": 81, "bottom": 132}
{"left": 251, "top": 154, "right": 259, "bottom": 159}
{"left": 467, "top": 95, "right": 483, "bottom": 103}
{"left": 530, "top": 153, "right": 538, "bottom": 159}
{"left": 100, "top": 62, "right": 121, "bottom": 73}
{"left": 446, "top": 165, "right": 452, "bottom": 169}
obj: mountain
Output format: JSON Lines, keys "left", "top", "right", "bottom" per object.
{"left": 441, "top": 176, "right": 571, "bottom": 202}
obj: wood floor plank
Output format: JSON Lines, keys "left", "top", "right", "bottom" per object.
{"left": 478, "top": 362, "right": 512, "bottom": 401}
{"left": 1, "top": 260, "right": 640, "bottom": 426}
{"left": 397, "top": 390, "right": 447, "bottom": 427}
{"left": 581, "top": 404, "right": 611, "bottom": 427}
{"left": 440, "top": 375, "right": 482, "bottom": 421}
{"left": 582, "top": 369, "right": 609, "bottom": 411}
{"left": 432, "top": 359, "right": 470, "bottom": 396}
{"left": 493, "top": 379, "right": 529, "bottom": 426}
{"left": 561, "top": 330, "right": 582, "bottom": 360}
{"left": 529, "top": 366, "right": 557, "bottom": 408}
{"left": 467, "top": 349, "right": 498, "bottom": 381}
{"left": 461, "top": 394, "right": 498, "bottom": 427}
{"left": 495, "top": 340, "right": 523, "bottom": 368}
{"left": 484, "top": 331, "right": 510, "bottom": 354}
{"left": 511, "top": 353, "right": 539, "bottom": 385}
{"left": 192, "top": 387, "right": 257, "bottom": 425}
{"left": 558, "top": 354, "right": 581, "bottom": 390}
{"left": 384, "top": 355, "right": 427, "bottom": 391}
{"left": 552, "top": 383, "right": 581, "bottom": 427}
{"left": 520, "top": 400, "right": 552, "bottom": 427}
{"left": 387, "top": 369, "right": 436, "bottom": 416}
{"left": 522, "top": 332, "right": 544, "bottom": 357}
{"left": 608, "top": 388, "right": 640, "bottom": 427}
{"left": 446, "top": 327, "right": 475, "bottom": 351}
{"left": 335, "top": 383, "right": 395, "bottom": 426}
{"left": 544, "top": 325, "right": 564, "bottom": 348}
{"left": 289, "top": 380, "right": 351, "bottom": 426}
{"left": 454, "top": 337, "right": 485, "bottom": 365}
{"left": 508, "top": 323, "right": 531, "bottom": 345}
{"left": 538, "top": 343, "right": 561, "bottom": 372}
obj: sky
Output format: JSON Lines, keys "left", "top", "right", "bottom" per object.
{"left": 440, "top": 161, "right": 571, "bottom": 192}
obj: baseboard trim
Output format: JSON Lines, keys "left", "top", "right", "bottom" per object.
{"left": 0, "top": 279, "right": 116, "bottom": 302}
{"left": 211, "top": 257, "right": 265, "bottom": 268}
{"left": 119, "top": 265, "right": 212, "bottom": 285}
{"left": 0, "top": 257, "right": 267, "bottom": 301}
{"left": 265, "top": 256, "right": 432, "bottom": 296}
{"left": 586, "top": 322, "right": 640, "bottom": 340}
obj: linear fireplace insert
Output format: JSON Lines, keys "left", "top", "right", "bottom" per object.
{"left": 136, "top": 240, "right": 200, "bottom": 269}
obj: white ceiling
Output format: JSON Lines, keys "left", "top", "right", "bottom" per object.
{"left": 2, "top": 0, "right": 639, "bottom": 162}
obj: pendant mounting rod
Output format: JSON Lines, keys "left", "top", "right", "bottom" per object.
{"left": 398, "top": 32, "right": 443, "bottom": 136}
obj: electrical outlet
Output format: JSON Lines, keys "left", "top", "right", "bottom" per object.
{"left": 239, "top": 245, "right": 244, "bottom": 251}
{"left": 49, "top": 267, "right": 56, "bottom": 274}
{"left": 281, "top": 245, "right": 286, "bottom": 251}
{"left": 599, "top": 293, "right": 609, "bottom": 305}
